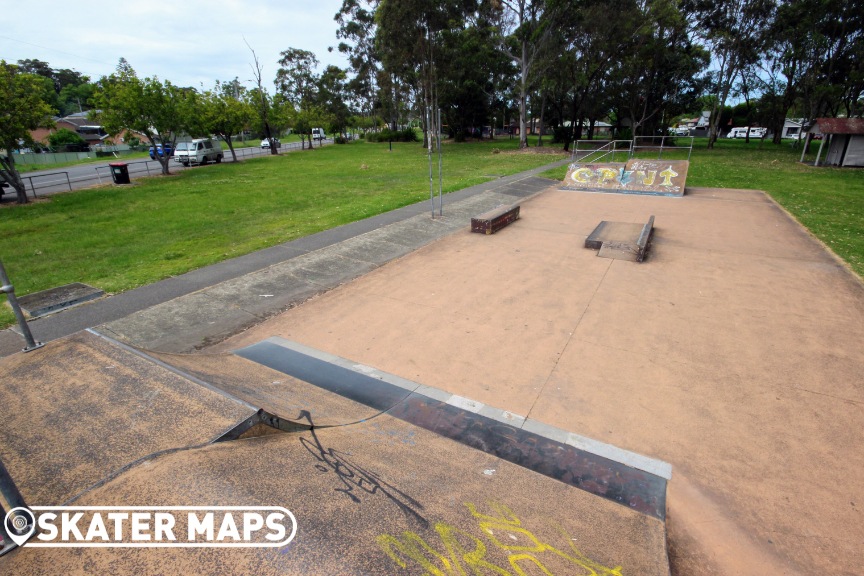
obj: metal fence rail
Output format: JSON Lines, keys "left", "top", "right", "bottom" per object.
{"left": 632, "top": 136, "right": 694, "bottom": 161}
{"left": 570, "top": 140, "right": 634, "bottom": 164}
{"left": 20, "top": 171, "right": 72, "bottom": 199}
{"left": 570, "top": 136, "right": 694, "bottom": 164}
{"left": 9, "top": 141, "right": 332, "bottom": 199}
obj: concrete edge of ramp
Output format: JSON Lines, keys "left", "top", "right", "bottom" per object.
{"left": 234, "top": 336, "right": 672, "bottom": 521}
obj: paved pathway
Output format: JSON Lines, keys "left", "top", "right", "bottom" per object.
{"left": 0, "top": 158, "right": 569, "bottom": 357}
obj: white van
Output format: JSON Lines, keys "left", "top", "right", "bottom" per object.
{"left": 312, "top": 128, "right": 326, "bottom": 141}
{"left": 174, "top": 138, "right": 223, "bottom": 166}
{"left": 727, "top": 127, "right": 766, "bottom": 139}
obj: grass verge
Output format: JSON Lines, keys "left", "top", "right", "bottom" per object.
{"left": 0, "top": 138, "right": 567, "bottom": 327}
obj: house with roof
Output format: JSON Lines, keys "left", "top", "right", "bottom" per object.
{"left": 804, "top": 118, "right": 864, "bottom": 167}
{"left": 29, "top": 111, "right": 147, "bottom": 150}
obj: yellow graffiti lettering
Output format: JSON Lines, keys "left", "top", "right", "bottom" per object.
{"left": 598, "top": 168, "right": 618, "bottom": 184}
{"left": 437, "top": 523, "right": 511, "bottom": 575}
{"left": 659, "top": 166, "right": 678, "bottom": 186}
{"left": 638, "top": 170, "right": 657, "bottom": 185}
{"left": 377, "top": 502, "right": 624, "bottom": 575}
{"left": 509, "top": 554, "right": 555, "bottom": 576}
{"left": 479, "top": 524, "right": 544, "bottom": 553}
{"left": 377, "top": 531, "right": 458, "bottom": 575}
{"left": 571, "top": 168, "right": 594, "bottom": 184}
{"left": 468, "top": 502, "right": 623, "bottom": 576}
{"left": 465, "top": 502, "right": 521, "bottom": 527}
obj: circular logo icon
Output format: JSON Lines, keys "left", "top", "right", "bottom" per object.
{"left": 4, "top": 507, "right": 35, "bottom": 546}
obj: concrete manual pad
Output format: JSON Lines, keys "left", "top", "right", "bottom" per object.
{"left": 15, "top": 282, "right": 104, "bottom": 318}
{"left": 0, "top": 330, "right": 254, "bottom": 505}
{"left": 1, "top": 417, "right": 669, "bottom": 575}
{"left": 215, "top": 186, "right": 864, "bottom": 575}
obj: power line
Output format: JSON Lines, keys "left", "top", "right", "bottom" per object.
{"left": 0, "top": 34, "right": 114, "bottom": 75}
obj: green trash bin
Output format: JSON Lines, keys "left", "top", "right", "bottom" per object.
{"left": 109, "top": 162, "right": 130, "bottom": 185}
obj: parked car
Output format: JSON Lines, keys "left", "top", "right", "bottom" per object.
{"left": 312, "top": 128, "right": 326, "bottom": 141}
{"left": 668, "top": 127, "right": 691, "bottom": 136}
{"left": 260, "top": 138, "right": 281, "bottom": 149}
{"left": 789, "top": 131, "right": 818, "bottom": 140}
{"left": 174, "top": 139, "right": 223, "bottom": 166}
{"left": 148, "top": 144, "right": 173, "bottom": 159}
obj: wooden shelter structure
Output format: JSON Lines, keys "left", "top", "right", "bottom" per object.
{"left": 803, "top": 118, "right": 864, "bottom": 167}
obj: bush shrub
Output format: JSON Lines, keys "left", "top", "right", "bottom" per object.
{"left": 552, "top": 125, "right": 571, "bottom": 144}
{"left": 366, "top": 128, "right": 418, "bottom": 143}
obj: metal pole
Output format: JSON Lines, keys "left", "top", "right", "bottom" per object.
{"left": 64, "top": 172, "right": 72, "bottom": 192}
{"left": 25, "top": 177, "right": 35, "bottom": 200}
{"left": 428, "top": 107, "right": 435, "bottom": 218}
{"left": 815, "top": 135, "right": 827, "bottom": 166}
{"left": 437, "top": 107, "right": 443, "bottom": 217}
{"left": 0, "top": 261, "right": 43, "bottom": 352}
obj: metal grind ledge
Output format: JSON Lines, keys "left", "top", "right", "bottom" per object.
{"left": 235, "top": 336, "right": 671, "bottom": 520}
{"left": 585, "top": 216, "right": 655, "bottom": 262}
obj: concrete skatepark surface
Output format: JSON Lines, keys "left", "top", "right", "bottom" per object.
{"left": 1, "top": 164, "right": 863, "bottom": 574}
{"left": 212, "top": 186, "right": 864, "bottom": 575}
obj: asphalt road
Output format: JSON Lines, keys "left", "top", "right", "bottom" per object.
{"left": 2, "top": 139, "right": 331, "bottom": 201}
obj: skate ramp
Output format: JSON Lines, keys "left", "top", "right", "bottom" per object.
{"left": 0, "top": 330, "right": 671, "bottom": 574}
{"left": 2, "top": 413, "right": 670, "bottom": 575}
{"left": 0, "top": 330, "right": 255, "bottom": 506}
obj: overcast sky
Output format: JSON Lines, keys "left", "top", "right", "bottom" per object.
{"left": 2, "top": 1, "right": 349, "bottom": 90}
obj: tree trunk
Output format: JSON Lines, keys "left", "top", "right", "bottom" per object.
{"left": 222, "top": 135, "right": 238, "bottom": 162}
{"left": 519, "top": 46, "right": 529, "bottom": 149}
{"left": 158, "top": 155, "right": 171, "bottom": 175}
{"left": 708, "top": 56, "right": 736, "bottom": 149}
{"left": 564, "top": 94, "right": 579, "bottom": 152}
{"left": 144, "top": 133, "right": 171, "bottom": 175}
{"left": 537, "top": 92, "right": 547, "bottom": 147}
{"left": 0, "top": 153, "right": 28, "bottom": 204}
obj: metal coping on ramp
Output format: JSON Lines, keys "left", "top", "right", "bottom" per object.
{"left": 235, "top": 336, "right": 671, "bottom": 520}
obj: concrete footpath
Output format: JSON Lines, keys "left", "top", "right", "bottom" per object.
{"left": 2, "top": 156, "right": 863, "bottom": 575}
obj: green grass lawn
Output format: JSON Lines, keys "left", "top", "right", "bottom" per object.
{"left": 544, "top": 137, "right": 864, "bottom": 278}
{"left": 0, "top": 138, "right": 567, "bottom": 327}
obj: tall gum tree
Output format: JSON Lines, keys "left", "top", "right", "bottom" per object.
{"left": 684, "top": 0, "right": 774, "bottom": 148}
{"left": 494, "top": 0, "right": 551, "bottom": 148}
{"left": 0, "top": 61, "right": 55, "bottom": 204}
